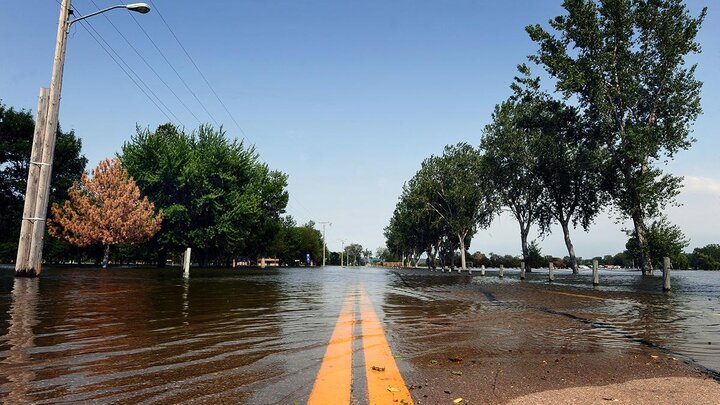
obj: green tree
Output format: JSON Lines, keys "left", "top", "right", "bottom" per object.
{"left": 120, "top": 124, "right": 288, "bottom": 266}
{"left": 527, "top": 240, "right": 545, "bottom": 269}
{"left": 481, "top": 96, "right": 545, "bottom": 270}
{"left": 527, "top": 0, "right": 706, "bottom": 274}
{"left": 344, "top": 243, "right": 364, "bottom": 266}
{"left": 417, "top": 143, "right": 493, "bottom": 270}
{"left": 0, "top": 100, "right": 87, "bottom": 262}
{"left": 625, "top": 216, "right": 689, "bottom": 269}
{"left": 512, "top": 67, "right": 606, "bottom": 274}
{"left": 688, "top": 244, "right": 720, "bottom": 270}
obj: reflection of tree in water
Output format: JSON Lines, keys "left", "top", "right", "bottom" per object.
{"left": 0, "top": 277, "right": 39, "bottom": 403}
{"left": 1, "top": 268, "right": 292, "bottom": 402}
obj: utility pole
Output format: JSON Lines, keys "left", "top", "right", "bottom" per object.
{"left": 15, "top": 88, "right": 50, "bottom": 274}
{"left": 14, "top": 1, "right": 150, "bottom": 277}
{"left": 339, "top": 239, "right": 346, "bottom": 267}
{"left": 17, "top": 0, "right": 72, "bottom": 277}
{"left": 318, "top": 222, "right": 331, "bottom": 267}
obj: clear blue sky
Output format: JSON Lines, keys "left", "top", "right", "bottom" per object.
{"left": 1, "top": 1, "right": 718, "bottom": 258}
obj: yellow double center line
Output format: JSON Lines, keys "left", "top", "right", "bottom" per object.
{"left": 308, "top": 285, "right": 414, "bottom": 405}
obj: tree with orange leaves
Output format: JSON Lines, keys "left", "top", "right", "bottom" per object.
{"left": 48, "top": 158, "right": 162, "bottom": 267}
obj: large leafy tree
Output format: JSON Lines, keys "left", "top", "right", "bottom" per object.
{"left": 48, "top": 158, "right": 163, "bottom": 268}
{"left": 418, "top": 143, "right": 492, "bottom": 270}
{"left": 386, "top": 143, "right": 492, "bottom": 270}
{"left": 267, "top": 218, "right": 324, "bottom": 266}
{"left": 688, "top": 244, "right": 720, "bottom": 270}
{"left": 481, "top": 96, "right": 545, "bottom": 270}
{"left": 0, "top": 100, "right": 87, "bottom": 262}
{"left": 625, "top": 215, "right": 689, "bottom": 269}
{"left": 344, "top": 243, "right": 364, "bottom": 266}
{"left": 385, "top": 178, "right": 444, "bottom": 268}
{"left": 513, "top": 67, "right": 606, "bottom": 274}
{"left": 526, "top": 0, "right": 706, "bottom": 274}
{"left": 120, "top": 124, "right": 288, "bottom": 266}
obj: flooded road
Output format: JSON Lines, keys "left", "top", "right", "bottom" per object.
{"left": 0, "top": 266, "right": 718, "bottom": 404}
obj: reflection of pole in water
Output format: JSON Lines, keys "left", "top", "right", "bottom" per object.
{"left": 1, "top": 277, "right": 39, "bottom": 402}
{"left": 182, "top": 277, "right": 190, "bottom": 323}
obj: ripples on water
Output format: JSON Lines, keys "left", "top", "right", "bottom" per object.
{"left": 0, "top": 266, "right": 718, "bottom": 403}
{"left": 469, "top": 268, "right": 720, "bottom": 372}
{"left": 0, "top": 268, "right": 390, "bottom": 403}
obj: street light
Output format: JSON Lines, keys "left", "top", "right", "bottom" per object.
{"left": 69, "top": 3, "right": 151, "bottom": 25}
{"left": 15, "top": 0, "right": 151, "bottom": 277}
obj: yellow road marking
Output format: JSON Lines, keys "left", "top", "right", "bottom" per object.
{"left": 359, "top": 287, "right": 414, "bottom": 405}
{"left": 308, "top": 288, "right": 355, "bottom": 405}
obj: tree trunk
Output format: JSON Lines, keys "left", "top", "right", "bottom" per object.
{"left": 458, "top": 233, "right": 467, "bottom": 270}
{"left": 561, "top": 220, "right": 578, "bottom": 274}
{"left": 520, "top": 223, "right": 530, "bottom": 272}
{"left": 449, "top": 240, "right": 456, "bottom": 271}
{"left": 632, "top": 212, "right": 653, "bottom": 275}
{"left": 157, "top": 250, "right": 167, "bottom": 268}
{"left": 102, "top": 245, "right": 110, "bottom": 269}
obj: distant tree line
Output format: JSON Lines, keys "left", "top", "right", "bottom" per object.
{"left": 385, "top": 1, "right": 709, "bottom": 273}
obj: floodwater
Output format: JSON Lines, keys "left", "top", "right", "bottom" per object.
{"left": 0, "top": 266, "right": 718, "bottom": 403}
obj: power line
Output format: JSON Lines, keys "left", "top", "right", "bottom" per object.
{"left": 147, "top": 0, "right": 251, "bottom": 144}
{"left": 65, "top": 2, "right": 183, "bottom": 126}
{"left": 80, "top": 21, "right": 183, "bottom": 125}
{"left": 75, "top": 26, "right": 176, "bottom": 124}
{"left": 127, "top": 8, "right": 221, "bottom": 128}
{"left": 88, "top": 0, "right": 202, "bottom": 126}
{"left": 53, "top": 0, "right": 178, "bottom": 124}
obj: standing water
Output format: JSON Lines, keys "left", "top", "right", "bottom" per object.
{"left": 0, "top": 266, "right": 718, "bottom": 403}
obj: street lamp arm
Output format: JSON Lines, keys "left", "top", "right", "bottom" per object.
{"left": 69, "top": 5, "right": 125, "bottom": 26}
{"left": 69, "top": 3, "right": 150, "bottom": 26}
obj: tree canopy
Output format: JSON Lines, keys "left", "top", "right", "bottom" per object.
{"left": 48, "top": 158, "right": 162, "bottom": 267}
{"left": 526, "top": 0, "right": 706, "bottom": 273}
{"left": 120, "top": 124, "right": 288, "bottom": 266}
{"left": 481, "top": 92, "right": 545, "bottom": 269}
{"left": 386, "top": 143, "right": 492, "bottom": 270}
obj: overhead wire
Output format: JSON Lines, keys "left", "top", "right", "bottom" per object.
{"left": 71, "top": 0, "right": 322, "bottom": 226}
{"left": 126, "top": 7, "right": 221, "bottom": 128}
{"left": 88, "top": 0, "right": 202, "bottom": 126}
{"left": 146, "top": 0, "right": 250, "bottom": 144}
{"left": 143, "top": 1, "right": 327, "bottom": 223}
{"left": 64, "top": 1, "right": 183, "bottom": 126}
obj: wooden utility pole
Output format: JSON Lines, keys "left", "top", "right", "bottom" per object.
{"left": 16, "top": 88, "right": 50, "bottom": 274}
{"left": 318, "top": 222, "right": 331, "bottom": 267}
{"left": 340, "top": 239, "right": 345, "bottom": 267}
{"left": 24, "top": 0, "right": 72, "bottom": 276}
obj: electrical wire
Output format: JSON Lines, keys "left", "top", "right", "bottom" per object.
{"left": 88, "top": 0, "right": 202, "bottom": 126}
{"left": 54, "top": 0, "right": 180, "bottom": 125}
{"left": 146, "top": 0, "right": 251, "bottom": 144}
{"left": 127, "top": 8, "right": 221, "bottom": 128}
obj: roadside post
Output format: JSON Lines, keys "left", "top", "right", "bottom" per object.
{"left": 481, "top": 265, "right": 485, "bottom": 276}
{"left": 183, "top": 248, "right": 191, "bottom": 278}
{"left": 663, "top": 257, "right": 671, "bottom": 291}
{"left": 593, "top": 259, "right": 600, "bottom": 286}
{"left": 499, "top": 264, "right": 504, "bottom": 279}
{"left": 520, "top": 261, "right": 526, "bottom": 280}
{"left": 548, "top": 262, "right": 554, "bottom": 282}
